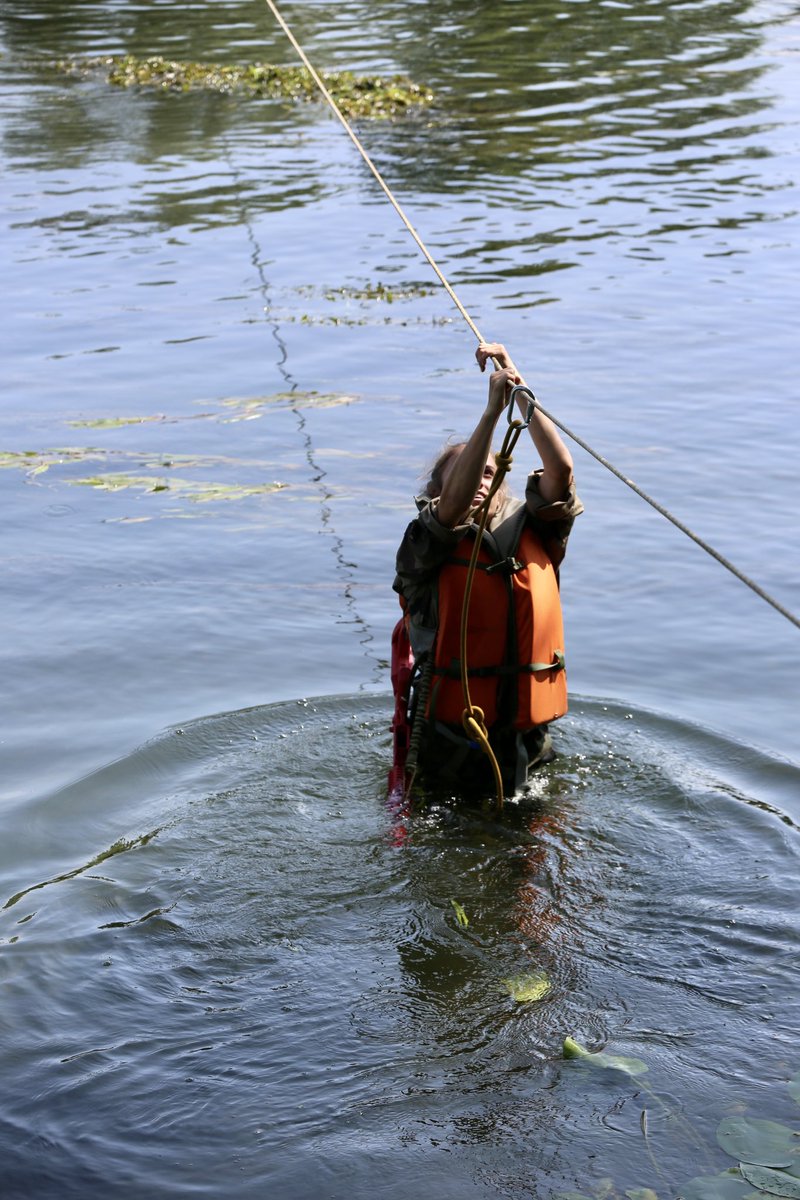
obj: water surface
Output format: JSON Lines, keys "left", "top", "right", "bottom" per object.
{"left": 2, "top": 697, "right": 799, "bottom": 1198}
{"left": 1, "top": 0, "right": 798, "bottom": 1193}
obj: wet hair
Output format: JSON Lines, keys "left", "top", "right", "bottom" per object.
{"left": 423, "top": 441, "right": 508, "bottom": 506}
{"left": 424, "top": 441, "right": 466, "bottom": 498}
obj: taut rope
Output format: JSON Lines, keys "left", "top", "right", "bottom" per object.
{"left": 260, "top": 0, "right": 799, "bottom": 634}
{"left": 458, "top": 388, "right": 537, "bottom": 810}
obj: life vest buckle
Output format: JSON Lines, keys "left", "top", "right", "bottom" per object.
{"left": 485, "top": 556, "right": 524, "bottom": 576}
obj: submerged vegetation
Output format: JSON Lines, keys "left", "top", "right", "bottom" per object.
{"left": 501, "top": 969, "right": 552, "bottom": 1003}
{"left": 558, "top": 1041, "right": 800, "bottom": 1200}
{"left": 52, "top": 54, "right": 434, "bottom": 118}
{"left": 562, "top": 1035, "right": 648, "bottom": 1077}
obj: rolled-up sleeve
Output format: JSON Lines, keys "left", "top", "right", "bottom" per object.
{"left": 394, "top": 495, "right": 467, "bottom": 582}
{"left": 525, "top": 471, "right": 584, "bottom": 567}
{"left": 392, "top": 498, "right": 469, "bottom": 640}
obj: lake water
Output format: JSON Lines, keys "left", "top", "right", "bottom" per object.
{"left": 1, "top": 0, "right": 799, "bottom": 1196}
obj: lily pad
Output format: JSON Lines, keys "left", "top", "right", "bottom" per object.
{"left": 679, "top": 1168, "right": 767, "bottom": 1199}
{"left": 502, "top": 970, "right": 551, "bottom": 1003}
{"left": 717, "top": 1118, "right": 797, "bottom": 1168}
{"left": 562, "top": 1036, "right": 648, "bottom": 1077}
{"left": 738, "top": 1164, "right": 800, "bottom": 1198}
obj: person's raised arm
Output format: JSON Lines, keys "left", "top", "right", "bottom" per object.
{"left": 476, "top": 342, "right": 573, "bottom": 503}
{"left": 435, "top": 366, "right": 519, "bottom": 528}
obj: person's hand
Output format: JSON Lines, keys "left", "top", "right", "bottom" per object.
{"left": 487, "top": 366, "right": 520, "bottom": 417}
{"left": 476, "top": 342, "right": 514, "bottom": 372}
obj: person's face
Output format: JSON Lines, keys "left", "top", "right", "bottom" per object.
{"left": 440, "top": 450, "right": 502, "bottom": 518}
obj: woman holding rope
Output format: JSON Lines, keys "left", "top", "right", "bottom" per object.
{"left": 390, "top": 342, "right": 583, "bottom": 799}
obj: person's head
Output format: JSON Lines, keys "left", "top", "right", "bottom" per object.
{"left": 424, "top": 442, "right": 508, "bottom": 516}
{"left": 424, "top": 442, "right": 466, "bottom": 499}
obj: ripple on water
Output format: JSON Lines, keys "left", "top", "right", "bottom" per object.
{"left": 0, "top": 694, "right": 798, "bottom": 1199}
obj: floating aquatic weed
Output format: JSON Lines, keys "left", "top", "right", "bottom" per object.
{"left": 295, "top": 311, "right": 453, "bottom": 328}
{"left": 180, "top": 481, "right": 288, "bottom": 503}
{"left": 138, "top": 454, "right": 238, "bottom": 469}
{"left": 218, "top": 391, "right": 358, "bottom": 419}
{"left": 71, "top": 474, "right": 287, "bottom": 501}
{"left": 321, "top": 281, "right": 435, "bottom": 303}
{"left": 501, "top": 969, "right": 551, "bottom": 1003}
{"left": 0, "top": 450, "right": 45, "bottom": 474}
{"left": 2, "top": 443, "right": 292, "bottom": 507}
{"left": 2, "top": 446, "right": 226, "bottom": 477}
{"left": 73, "top": 473, "right": 170, "bottom": 493}
{"left": 0, "top": 447, "right": 110, "bottom": 476}
{"left": 4, "top": 830, "right": 160, "bottom": 911}
{"left": 449, "top": 899, "right": 469, "bottom": 927}
{"left": 67, "top": 415, "right": 166, "bottom": 429}
{"left": 5, "top": 445, "right": 283, "bottom": 473}
{"left": 50, "top": 55, "right": 434, "bottom": 119}
{"left": 562, "top": 1035, "right": 649, "bottom": 1077}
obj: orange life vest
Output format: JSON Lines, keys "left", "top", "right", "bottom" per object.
{"left": 427, "top": 521, "right": 567, "bottom": 731}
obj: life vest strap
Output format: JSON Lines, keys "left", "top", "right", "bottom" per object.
{"left": 433, "top": 650, "right": 565, "bottom": 680}
{"left": 485, "top": 557, "right": 524, "bottom": 576}
{"left": 447, "top": 555, "right": 524, "bottom": 576}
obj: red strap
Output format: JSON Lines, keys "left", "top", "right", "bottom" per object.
{"left": 387, "top": 615, "right": 414, "bottom": 801}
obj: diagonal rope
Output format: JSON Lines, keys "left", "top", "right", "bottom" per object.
{"left": 260, "top": 0, "right": 484, "bottom": 342}
{"left": 526, "top": 403, "right": 800, "bottom": 631}
{"left": 457, "top": 396, "right": 538, "bottom": 811}
{"left": 260, "top": 0, "right": 799, "bottom": 633}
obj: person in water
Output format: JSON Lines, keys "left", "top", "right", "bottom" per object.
{"left": 391, "top": 341, "right": 583, "bottom": 796}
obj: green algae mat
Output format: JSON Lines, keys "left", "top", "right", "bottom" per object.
{"left": 53, "top": 54, "right": 434, "bottom": 118}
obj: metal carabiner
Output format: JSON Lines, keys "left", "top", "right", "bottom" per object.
{"left": 508, "top": 383, "right": 536, "bottom": 428}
